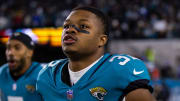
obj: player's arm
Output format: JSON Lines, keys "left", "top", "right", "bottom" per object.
{"left": 110, "top": 55, "right": 156, "bottom": 101}
{"left": 125, "top": 88, "right": 156, "bottom": 101}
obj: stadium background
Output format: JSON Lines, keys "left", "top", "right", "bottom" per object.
{"left": 0, "top": 0, "right": 180, "bottom": 100}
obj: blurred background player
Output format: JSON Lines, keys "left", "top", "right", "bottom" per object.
{"left": 0, "top": 32, "right": 43, "bottom": 101}
{"left": 37, "top": 6, "right": 156, "bottom": 101}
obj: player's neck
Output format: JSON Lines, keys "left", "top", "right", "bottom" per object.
{"left": 68, "top": 51, "right": 104, "bottom": 72}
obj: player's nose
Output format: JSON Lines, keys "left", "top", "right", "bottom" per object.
{"left": 65, "top": 26, "right": 77, "bottom": 35}
{"left": 6, "top": 49, "right": 15, "bottom": 59}
{"left": 6, "top": 48, "right": 14, "bottom": 56}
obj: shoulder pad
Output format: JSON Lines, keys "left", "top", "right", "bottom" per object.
{"left": 45, "top": 59, "right": 67, "bottom": 69}
{"left": 0, "top": 64, "right": 8, "bottom": 73}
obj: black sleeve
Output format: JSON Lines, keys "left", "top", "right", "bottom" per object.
{"left": 119, "top": 79, "right": 153, "bottom": 101}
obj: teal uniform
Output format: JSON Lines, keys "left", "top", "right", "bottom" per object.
{"left": 37, "top": 53, "right": 153, "bottom": 101}
{"left": 0, "top": 62, "right": 43, "bottom": 101}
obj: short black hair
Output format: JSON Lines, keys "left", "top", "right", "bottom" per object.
{"left": 72, "top": 6, "right": 109, "bottom": 37}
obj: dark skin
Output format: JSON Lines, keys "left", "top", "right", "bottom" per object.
{"left": 62, "top": 10, "right": 107, "bottom": 72}
{"left": 61, "top": 10, "right": 156, "bottom": 101}
{"left": 6, "top": 40, "right": 33, "bottom": 79}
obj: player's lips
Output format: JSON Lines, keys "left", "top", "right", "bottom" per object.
{"left": 7, "top": 59, "right": 17, "bottom": 67}
{"left": 63, "top": 34, "right": 77, "bottom": 45}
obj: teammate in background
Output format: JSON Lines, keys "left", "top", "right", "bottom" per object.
{"left": 37, "top": 6, "right": 156, "bottom": 101}
{"left": 0, "top": 32, "right": 43, "bottom": 101}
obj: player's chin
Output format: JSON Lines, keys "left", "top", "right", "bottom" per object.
{"left": 63, "top": 47, "right": 78, "bottom": 55}
{"left": 9, "top": 64, "right": 19, "bottom": 72}
{"left": 63, "top": 49, "right": 76, "bottom": 54}
{"left": 62, "top": 43, "right": 77, "bottom": 50}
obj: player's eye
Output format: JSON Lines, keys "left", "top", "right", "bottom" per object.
{"left": 15, "top": 45, "right": 21, "bottom": 51}
{"left": 63, "top": 24, "right": 70, "bottom": 29}
{"left": 80, "top": 24, "right": 89, "bottom": 29}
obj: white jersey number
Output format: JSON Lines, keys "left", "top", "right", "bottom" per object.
{"left": 109, "top": 56, "right": 130, "bottom": 65}
{"left": 48, "top": 61, "right": 59, "bottom": 67}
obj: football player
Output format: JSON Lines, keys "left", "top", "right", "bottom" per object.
{"left": 0, "top": 32, "right": 43, "bottom": 101}
{"left": 37, "top": 6, "right": 156, "bottom": 101}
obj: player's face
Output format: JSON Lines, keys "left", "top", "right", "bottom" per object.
{"left": 61, "top": 10, "right": 106, "bottom": 56}
{"left": 6, "top": 40, "right": 31, "bottom": 72}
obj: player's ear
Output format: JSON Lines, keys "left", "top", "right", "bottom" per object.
{"left": 98, "top": 35, "right": 108, "bottom": 48}
{"left": 26, "top": 49, "right": 34, "bottom": 58}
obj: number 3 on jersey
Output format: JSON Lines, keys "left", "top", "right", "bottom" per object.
{"left": 109, "top": 55, "right": 138, "bottom": 65}
{"left": 109, "top": 56, "right": 130, "bottom": 65}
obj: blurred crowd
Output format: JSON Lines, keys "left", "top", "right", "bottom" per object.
{"left": 141, "top": 47, "right": 180, "bottom": 101}
{"left": 1, "top": 0, "right": 180, "bottom": 39}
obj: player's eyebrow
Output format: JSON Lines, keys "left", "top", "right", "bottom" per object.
{"left": 64, "top": 19, "right": 70, "bottom": 23}
{"left": 64, "top": 19, "right": 89, "bottom": 23}
{"left": 79, "top": 19, "right": 89, "bottom": 22}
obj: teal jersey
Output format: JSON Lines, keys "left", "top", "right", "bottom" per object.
{"left": 0, "top": 62, "right": 43, "bottom": 101}
{"left": 37, "top": 53, "right": 153, "bottom": 101}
